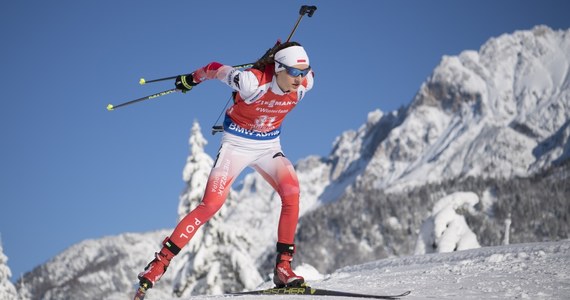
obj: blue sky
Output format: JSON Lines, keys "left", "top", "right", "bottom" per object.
{"left": 1, "top": 0, "right": 569, "bottom": 282}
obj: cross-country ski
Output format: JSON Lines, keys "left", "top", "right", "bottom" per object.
{"left": 230, "top": 285, "right": 411, "bottom": 299}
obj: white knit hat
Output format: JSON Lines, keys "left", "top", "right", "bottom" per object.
{"left": 274, "top": 45, "right": 310, "bottom": 72}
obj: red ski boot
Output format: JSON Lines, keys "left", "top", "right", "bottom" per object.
{"left": 273, "top": 243, "right": 304, "bottom": 287}
{"left": 138, "top": 237, "right": 181, "bottom": 289}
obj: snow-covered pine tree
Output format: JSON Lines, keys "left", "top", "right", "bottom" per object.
{"left": 0, "top": 236, "right": 18, "bottom": 300}
{"left": 414, "top": 192, "right": 481, "bottom": 254}
{"left": 171, "top": 121, "right": 263, "bottom": 297}
{"left": 177, "top": 120, "right": 214, "bottom": 220}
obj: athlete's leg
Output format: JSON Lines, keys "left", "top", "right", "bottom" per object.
{"left": 139, "top": 140, "right": 251, "bottom": 288}
{"left": 252, "top": 151, "right": 300, "bottom": 244}
{"left": 252, "top": 148, "right": 304, "bottom": 287}
{"left": 169, "top": 140, "right": 251, "bottom": 247}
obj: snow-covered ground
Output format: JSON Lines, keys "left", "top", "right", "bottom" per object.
{"left": 145, "top": 240, "right": 570, "bottom": 300}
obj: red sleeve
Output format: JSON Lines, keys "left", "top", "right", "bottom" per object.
{"left": 192, "top": 62, "right": 224, "bottom": 83}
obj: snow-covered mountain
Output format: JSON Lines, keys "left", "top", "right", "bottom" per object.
{"left": 322, "top": 25, "right": 570, "bottom": 195}
{"left": 12, "top": 25, "right": 570, "bottom": 299}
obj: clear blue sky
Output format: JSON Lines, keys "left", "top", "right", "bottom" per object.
{"left": 1, "top": 0, "right": 569, "bottom": 282}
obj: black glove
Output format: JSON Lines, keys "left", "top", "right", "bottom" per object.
{"left": 175, "top": 73, "right": 198, "bottom": 92}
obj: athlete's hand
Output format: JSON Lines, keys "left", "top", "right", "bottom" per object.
{"left": 175, "top": 73, "right": 198, "bottom": 93}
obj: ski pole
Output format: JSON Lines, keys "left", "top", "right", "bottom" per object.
{"left": 106, "top": 88, "right": 179, "bottom": 111}
{"left": 240, "top": 5, "right": 317, "bottom": 72}
{"left": 108, "top": 62, "right": 255, "bottom": 111}
{"left": 286, "top": 5, "right": 317, "bottom": 42}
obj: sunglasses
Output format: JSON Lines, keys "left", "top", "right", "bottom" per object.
{"left": 275, "top": 61, "right": 311, "bottom": 77}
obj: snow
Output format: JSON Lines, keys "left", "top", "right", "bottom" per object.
{"left": 166, "top": 240, "right": 570, "bottom": 300}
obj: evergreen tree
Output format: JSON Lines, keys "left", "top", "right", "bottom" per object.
{"left": 0, "top": 236, "right": 18, "bottom": 300}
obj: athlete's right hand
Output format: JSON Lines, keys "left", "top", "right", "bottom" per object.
{"left": 175, "top": 73, "right": 198, "bottom": 93}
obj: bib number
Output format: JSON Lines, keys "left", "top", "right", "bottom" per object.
{"left": 254, "top": 115, "right": 276, "bottom": 130}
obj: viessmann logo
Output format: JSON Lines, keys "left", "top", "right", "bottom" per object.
{"left": 261, "top": 100, "right": 297, "bottom": 108}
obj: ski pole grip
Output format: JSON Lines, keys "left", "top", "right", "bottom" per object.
{"left": 300, "top": 5, "right": 317, "bottom": 17}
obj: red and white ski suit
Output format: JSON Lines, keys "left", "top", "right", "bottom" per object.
{"left": 169, "top": 62, "right": 314, "bottom": 249}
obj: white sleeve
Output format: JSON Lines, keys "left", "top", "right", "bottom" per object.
{"left": 222, "top": 68, "right": 260, "bottom": 101}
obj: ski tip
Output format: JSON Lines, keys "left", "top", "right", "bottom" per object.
{"left": 106, "top": 104, "right": 115, "bottom": 111}
{"left": 139, "top": 78, "right": 146, "bottom": 85}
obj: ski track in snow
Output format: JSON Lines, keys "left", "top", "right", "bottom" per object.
{"left": 141, "top": 240, "right": 570, "bottom": 300}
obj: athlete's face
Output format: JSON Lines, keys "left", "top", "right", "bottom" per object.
{"left": 276, "top": 63, "right": 310, "bottom": 92}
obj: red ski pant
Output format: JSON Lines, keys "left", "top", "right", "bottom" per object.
{"left": 169, "top": 133, "right": 300, "bottom": 248}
